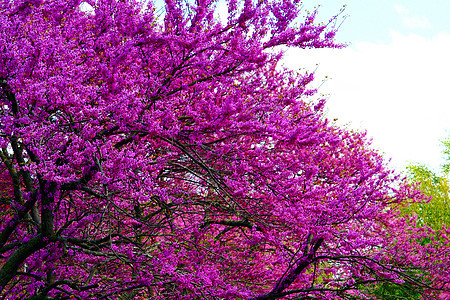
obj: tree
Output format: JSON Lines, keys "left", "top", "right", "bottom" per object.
{"left": 398, "top": 139, "right": 450, "bottom": 233}
{"left": 0, "top": 0, "right": 449, "bottom": 299}
{"left": 403, "top": 163, "right": 450, "bottom": 231}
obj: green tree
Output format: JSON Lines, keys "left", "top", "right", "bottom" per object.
{"left": 402, "top": 142, "right": 450, "bottom": 231}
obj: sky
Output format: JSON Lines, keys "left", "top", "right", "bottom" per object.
{"left": 283, "top": 0, "right": 450, "bottom": 174}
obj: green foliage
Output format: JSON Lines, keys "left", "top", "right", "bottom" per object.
{"left": 363, "top": 281, "right": 423, "bottom": 300}
{"left": 403, "top": 164, "right": 450, "bottom": 230}
{"left": 401, "top": 140, "right": 450, "bottom": 231}
{"left": 441, "top": 139, "right": 450, "bottom": 174}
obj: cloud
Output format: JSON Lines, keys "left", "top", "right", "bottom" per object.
{"left": 394, "top": 4, "right": 432, "bottom": 29}
{"left": 402, "top": 16, "right": 432, "bottom": 29}
{"left": 394, "top": 4, "right": 409, "bottom": 15}
{"left": 283, "top": 32, "right": 450, "bottom": 172}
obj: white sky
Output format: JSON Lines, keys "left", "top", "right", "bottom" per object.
{"left": 283, "top": 1, "right": 450, "bottom": 174}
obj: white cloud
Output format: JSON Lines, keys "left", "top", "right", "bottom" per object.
{"left": 283, "top": 31, "right": 450, "bottom": 173}
{"left": 394, "top": 4, "right": 409, "bottom": 15}
{"left": 403, "top": 16, "right": 432, "bottom": 29}
{"left": 394, "top": 4, "right": 432, "bottom": 29}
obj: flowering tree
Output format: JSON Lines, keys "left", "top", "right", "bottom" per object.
{"left": 1, "top": 0, "right": 449, "bottom": 299}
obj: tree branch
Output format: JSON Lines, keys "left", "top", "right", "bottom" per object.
{"left": 254, "top": 237, "right": 324, "bottom": 300}
{"left": 0, "top": 234, "right": 46, "bottom": 290}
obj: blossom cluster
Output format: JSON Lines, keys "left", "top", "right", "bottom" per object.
{"left": 0, "top": 0, "right": 448, "bottom": 299}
